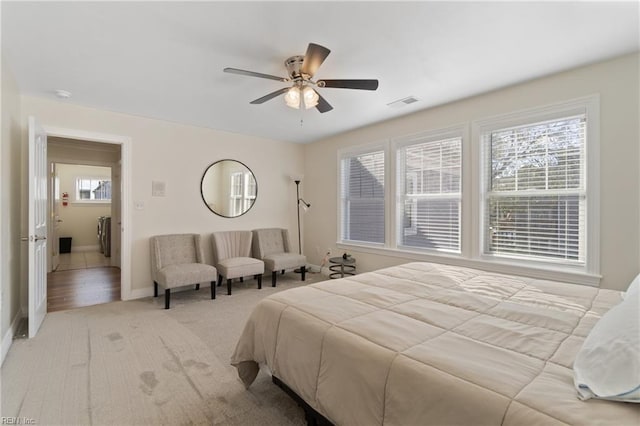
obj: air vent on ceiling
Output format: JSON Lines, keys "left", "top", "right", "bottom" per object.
{"left": 387, "top": 96, "right": 419, "bottom": 108}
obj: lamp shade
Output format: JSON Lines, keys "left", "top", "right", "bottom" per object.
{"left": 302, "top": 86, "right": 319, "bottom": 109}
{"left": 284, "top": 87, "right": 301, "bottom": 109}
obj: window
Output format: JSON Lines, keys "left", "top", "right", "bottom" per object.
{"left": 245, "top": 173, "right": 257, "bottom": 210}
{"left": 336, "top": 96, "right": 598, "bottom": 283}
{"left": 339, "top": 148, "right": 385, "bottom": 244}
{"left": 229, "top": 172, "right": 256, "bottom": 216}
{"left": 397, "top": 133, "right": 462, "bottom": 253}
{"left": 481, "top": 113, "right": 589, "bottom": 266}
{"left": 75, "top": 177, "right": 111, "bottom": 202}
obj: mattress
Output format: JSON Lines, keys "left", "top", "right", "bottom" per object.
{"left": 231, "top": 262, "right": 639, "bottom": 425}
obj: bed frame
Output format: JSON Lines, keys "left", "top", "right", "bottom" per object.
{"left": 272, "top": 375, "right": 334, "bottom": 426}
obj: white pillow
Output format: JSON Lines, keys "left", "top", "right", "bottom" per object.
{"left": 573, "top": 289, "right": 640, "bottom": 402}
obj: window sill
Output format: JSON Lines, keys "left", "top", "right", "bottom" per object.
{"left": 70, "top": 201, "right": 111, "bottom": 206}
{"left": 336, "top": 242, "right": 601, "bottom": 287}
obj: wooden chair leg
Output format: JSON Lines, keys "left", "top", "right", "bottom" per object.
{"left": 272, "top": 271, "right": 277, "bottom": 287}
{"left": 227, "top": 279, "right": 232, "bottom": 296}
{"left": 302, "top": 266, "right": 306, "bottom": 281}
{"left": 164, "top": 289, "right": 171, "bottom": 309}
{"left": 211, "top": 281, "right": 216, "bottom": 299}
{"left": 195, "top": 283, "right": 200, "bottom": 290}
{"left": 281, "top": 270, "right": 285, "bottom": 274}
{"left": 256, "top": 274, "right": 262, "bottom": 289}
{"left": 218, "top": 275, "right": 223, "bottom": 287}
{"left": 154, "top": 281, "right": 158, "bottom": 297}
{"left": 240, "top": 277, "right": 244, "bottom": 283}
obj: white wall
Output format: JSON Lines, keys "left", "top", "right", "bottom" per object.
{"left": 1, "top": 56, "right": 23, "bottom": 363}
{"left": 303, "top": 53, "right": 640, "bottom": 291}
{"left": 56, "top": 164, "right": 111, "bottom": 249}
{"left": 20, "top": 96, "right": 305, "bottom": 298}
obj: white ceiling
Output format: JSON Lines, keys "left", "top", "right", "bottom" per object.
{"left": 2, "top": 1, "right": 638, "bottom": 144}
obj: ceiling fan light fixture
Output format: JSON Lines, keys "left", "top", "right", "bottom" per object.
{"left": 225, "top": 42, "right": 378, "bottom": 114}
{"left": 284, "top": 86, "right": 301, "bottom": 109}
{"left": 302, "top": 86, "right": 319, "bottom": 109}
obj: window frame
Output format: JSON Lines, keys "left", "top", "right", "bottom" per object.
{"left": 393, "top": 126, "right": 464, "bottom": 255}
{"left": 335, "top": 96, "right": 600, "bottom": 286}
{"left": 73, "top": 176, "right": 112, "bottom": 204}
{"left": 472, "top": 95, "right": 600, "bottom": 278}
{"left": 337, "top": 142, "right": 389, "bottom": 248}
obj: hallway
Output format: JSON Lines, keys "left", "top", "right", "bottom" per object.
{"left": 56, "top": 251, "right": 111, "bottom": 271}
{"left": 48, "top": 252, "right": 120, "bottom": 312}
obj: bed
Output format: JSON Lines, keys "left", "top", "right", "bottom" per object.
{"left": 231, "top": 262, "right": 639, "bottom": 425}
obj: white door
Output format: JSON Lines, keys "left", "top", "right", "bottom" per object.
{"left": 49, "top": 162, "right": 61, "bottom": 272}
{"left": 28, "top": 116, "right": 48, "bottom": 337}
{"left": 111, "top": 161, "right": 122, "bottom": 267}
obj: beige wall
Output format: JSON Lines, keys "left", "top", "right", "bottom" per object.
{"left": 303, "top": 53, "right": 640, "bottom": 291}
{"left": 1, "top": 56, "right": 23, "bottom": 358}
{"left": 56, "top": 164, "right": 111, "bottom": 248}
{"left": 20, "top": 96, "right": 304, "bottom": 297}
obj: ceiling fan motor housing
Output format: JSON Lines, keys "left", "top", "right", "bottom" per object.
{"left": 285, "top": 55, "right": 307, "bottom": 81}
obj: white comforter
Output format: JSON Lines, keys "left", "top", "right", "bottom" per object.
{"left": 232, "top": 262, "right": 640, "bottom": 425}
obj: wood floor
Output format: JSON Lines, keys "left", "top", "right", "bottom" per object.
{"left": 48, "top": 264, "right": 121, "bottom": 313}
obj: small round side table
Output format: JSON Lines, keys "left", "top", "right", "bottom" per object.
{"left": 329, "top": 256, "right": 356, "bottom": 279}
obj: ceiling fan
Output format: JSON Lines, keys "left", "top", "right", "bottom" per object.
{"left": 223, "top": 43, "right": 379, "bottom": 113}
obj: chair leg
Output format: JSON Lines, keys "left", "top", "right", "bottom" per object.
{"left": 227, "top": 279, "right": 232, "bottom": 296}
{"left": 256, "top": 274, "right": 262, "bottom": 290}
{"left": 154, "top": 281, "right": 158, "bottom": 297}
{"left": 195, "top": 283, "right": 200, "bottom": 291}
{"left": 211, "top": 281, "right": 216, "bottom": 299}
{"left": 281, "top": 270, "right": 285, "bottom": 275}
{"left": 164, "top": 289, "right": 170, "bottom": 309}
{"left": 272, "top": 271, "right": 277, "bottom": 287}
{"left": 218, "top": 275, "right": 222, "bottom": 287}
{"left": 240, "top": 277, "right": 244, "bottom": 283}
{"left": 302, "top": 266, "right": 306, "bottom": 281}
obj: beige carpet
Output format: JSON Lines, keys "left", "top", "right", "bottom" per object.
{"left": 2, "top": 272, "right": 328, "bottom": 425}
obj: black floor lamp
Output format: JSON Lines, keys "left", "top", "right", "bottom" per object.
{"left": 294, "top": 179, "right": 311, "bottom": 272}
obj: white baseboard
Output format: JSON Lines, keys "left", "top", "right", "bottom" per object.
{"left": 71, "top": 245, "right": 100, "bottom": 253}
{"left": 1, "top": 311, "right": 23, "bottom": 366}
{"left": 124, "top": 286, "right": 154, "bottom": 301}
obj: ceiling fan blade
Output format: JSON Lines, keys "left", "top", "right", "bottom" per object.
{"left": 250, "top": 87, "right": 290, "bottom": 104}
{"left": 300, "top": 43, "right": 331, "bottom": 78}
{"left": 315, "top": 91, "right": 333, "bottom": 113}
{"left": 318, "top": 79, "right": 379, "bottom": 90}
{"left": 224, "top": 67, "right": 288, "bottom": 82}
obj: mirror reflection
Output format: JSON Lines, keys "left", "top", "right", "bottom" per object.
{"left": 201, "top": 160, "right": 257, "bottom": 218}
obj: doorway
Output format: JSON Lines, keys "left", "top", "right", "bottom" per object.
{"left": 47, "top": 137, "right": 123, "bottom": 311}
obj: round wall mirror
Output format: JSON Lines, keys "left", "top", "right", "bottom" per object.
{"left": 200, "top": 159, "right": 257, "bottom": 218}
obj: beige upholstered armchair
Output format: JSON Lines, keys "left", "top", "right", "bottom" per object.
{"left": 252, "top": 228, "right": 306, "bottom": 287}
{"left": 150, "top": 234, "right": 218, "bottom": 309}
{"left": 212, "top": 231, "right": 265, "bottom": 295}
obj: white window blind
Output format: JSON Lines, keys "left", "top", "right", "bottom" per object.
{"left": 340, "top": 150, "right": 385, "bottom": 244}
{"left": 397, "top": 137, "right": 461, "bottom": 252}
{"left": 484, "top": 115, "right": 586, "bottom": 263}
